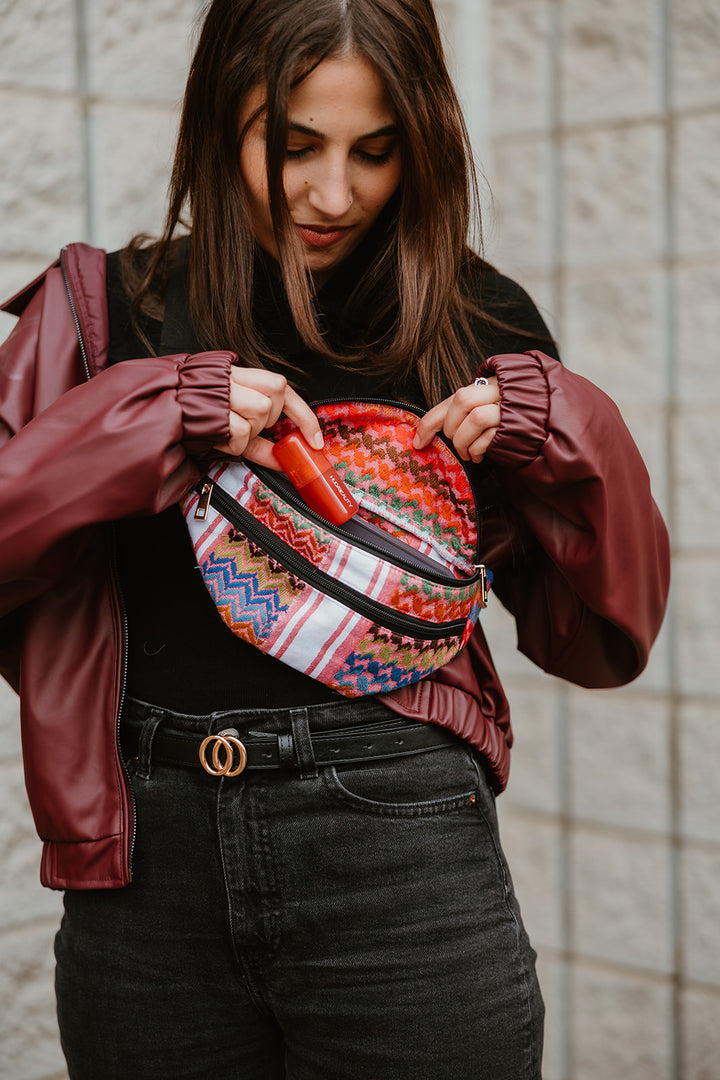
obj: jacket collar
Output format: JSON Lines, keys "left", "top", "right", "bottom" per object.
{"left": 59, "top": 244, "right": 109, "bottom": 378}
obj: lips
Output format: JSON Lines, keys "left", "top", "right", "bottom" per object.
{"left": 296, "top": 223, "right": 354, "bottom": 249}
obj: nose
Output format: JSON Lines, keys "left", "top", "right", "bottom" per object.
{"left": 307, "top": 161, "right": 353, "bottom": 219}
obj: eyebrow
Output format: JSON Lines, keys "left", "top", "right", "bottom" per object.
{"left": 287, "top": 122, "right": 399, "bottom": 141}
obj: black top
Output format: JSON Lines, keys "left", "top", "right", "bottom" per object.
{"left": 107, "top": 240, "right": 557, "bottom": 712}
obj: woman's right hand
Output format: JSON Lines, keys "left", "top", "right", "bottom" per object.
{"left": 214, "top": 367, "right": 323, "bottom": 468}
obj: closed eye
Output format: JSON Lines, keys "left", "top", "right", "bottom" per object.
{"left": 285, "top": 145, "right": 397, "bottom": 165}
{"left": 285, "top": 146, "right": 314, "bottom": 160}
{"left": 355, "top": 146, "right": 397, "bottom": 165}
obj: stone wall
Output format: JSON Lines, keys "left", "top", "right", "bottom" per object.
{"left": 0, "top": 4, "right": 204, "bottom": 1076}
{"left": 1, "top": 1, "right": 719, "bottom": 1077}
{"left": 482, "top": 2, "right": 720, "bottom": 1078}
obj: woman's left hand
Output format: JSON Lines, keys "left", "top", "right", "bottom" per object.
{"left": 413, "top": 376, "right": 501, "bottom": 463}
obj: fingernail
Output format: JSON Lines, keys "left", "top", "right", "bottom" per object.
{"left": 312, "top": 432, "right": 325, "bottom": 450}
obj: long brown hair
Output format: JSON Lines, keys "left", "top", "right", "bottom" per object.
{"left": 124, "top": 0, "right": 507, "bottom": 404}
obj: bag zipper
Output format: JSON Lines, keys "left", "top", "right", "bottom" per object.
{"left": 247, "top": 462, "right": 476, "bottom": 586}
{"left": 202, "top": 482, "right": 472, "bottom": 641}
{"left": 197, "top": 396, "right": 483, "bottom": 584}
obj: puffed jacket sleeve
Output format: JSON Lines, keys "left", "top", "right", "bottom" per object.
{"left": 475, "top": 349, "right": 670, "bottom": 688}
{"left": 0, "top": 276, "right": 234, "bottom": 619}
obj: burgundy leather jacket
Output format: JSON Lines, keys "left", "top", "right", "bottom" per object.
{"left": 0, "top": 243, "right": 670, "bottom": 890}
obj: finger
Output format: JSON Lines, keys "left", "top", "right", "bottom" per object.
{"left": 213, "top": 412, "right": 252, "bottom": 457}
{"left": 228, "top": 384, "right": 281, "bottom": 439}
{"left": 281, "top": 385, "right": 324, "bottom": 450}
{"left": 229, "top": 367, "right": 289, "bottom": 396}
{"left": 230, "top": 368, "right": 289, "bottom": 431}
{"left": 451, "top": 404, "right": 502, "bottom": 459}
{"left": 442, "top": 385, "right": 500, "bottom": 440}
{"left": 241, "top": 435, "right": 283, "bottom": 470}
{"left": 414, "top": 381, "right": 501, "bottom": 450}
{"left": 465, "top": 426, "right": 500, "bottom": 463}
{"left": 413, "top": 399, "right": 451, "bottom": 449}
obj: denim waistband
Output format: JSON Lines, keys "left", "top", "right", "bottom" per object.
{"left": 121, "top": 695, "right": 401, "bottom": 738}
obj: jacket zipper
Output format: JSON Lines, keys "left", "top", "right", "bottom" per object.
{"left": 109, "top": 525, "right": 135, "bottom": 880}
{"left": 61, "top": 247, "right": 136, "bottom": 882}
{"left": 60, "top": 248, "right": 92, "bottom": 382}
{"left": 205, "top": 482, "right": 470, "bottom": 640}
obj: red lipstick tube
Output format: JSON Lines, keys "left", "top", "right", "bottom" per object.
{"left": 273, "top": 431, "right": 358, "bottom": 525}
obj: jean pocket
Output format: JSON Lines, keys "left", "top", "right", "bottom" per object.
{"left": 321, "top": 743, "right": 479, "bottom": 816}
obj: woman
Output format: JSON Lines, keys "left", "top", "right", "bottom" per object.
{"left": 0, "top": 1, "right": 669, "bottom": 1077}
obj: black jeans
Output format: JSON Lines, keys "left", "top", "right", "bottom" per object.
{"left": 55, "top": 697, "right": 543, "bottom": 1079}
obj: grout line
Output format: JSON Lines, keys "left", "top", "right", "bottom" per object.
{"left": 3, "top": 84, "right": 716, "bottom": 126}
{"left": 541, "top": 948, "right": 682, "bottom": 986}
{"left": 501, "top": 804, "right": 701, "bottom": 845}
{"left": 450, "top": 0, "right": 492, "bottom": 251}
{"left": 456, "top": 0, "right": 492, "bottom": 170}
{"left": 74, "top": 0, "right": 94, "bottom": 244}
{"left": 658, "top": 0, "right": 683, "bottom": 1076}
{"left": 0, "top": 83, "right": 183, "bottom": 112}
{"left": 73, "top": 0, "right": 87, "bottom": 97}
{"left": 556, "top": 690, "right": 573, "bottom": 1080}
{"left": 547, "top": 6, "right": 571, "bottom": 1076}
{"left": 548, "top": 0, "right": 564, "bottom": 340}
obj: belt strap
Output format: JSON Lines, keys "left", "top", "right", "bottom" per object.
{"left": 122, "top": 717, "right": 459, "bottom": 777}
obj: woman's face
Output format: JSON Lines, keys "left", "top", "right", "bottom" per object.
{"left": 239, "top": 54, "right": 402, "bottom": 284}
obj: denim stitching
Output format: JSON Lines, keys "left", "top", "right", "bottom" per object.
{"left": 321, "top": 765, "right": 475, "bottom": 817}
{"left": 470, "top": 757, "right": 542, "bottom": 1078}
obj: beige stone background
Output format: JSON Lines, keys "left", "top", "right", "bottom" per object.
{"left": 1, "top": 1, "right": 719, "bottom": 1077}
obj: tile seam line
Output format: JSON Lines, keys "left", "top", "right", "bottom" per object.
{"left": 657, "top": 0, "right": 683, "bottom": 1077}
{"left": 74, "top": 0, "right": 93, "bottom": 244}
{"left": 0, "top": 85, "right": 180, "bottom": 110}
{"left": 547, "top": 2, "right": 570, "bottom": 1077}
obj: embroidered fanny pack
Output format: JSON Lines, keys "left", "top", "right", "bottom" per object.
{"left": 182, "top": 399, "right": 490, "bottom": 698}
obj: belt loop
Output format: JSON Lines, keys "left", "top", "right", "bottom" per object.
{"left": 136, "top": 712, "right": 164, "bottom": 781}
{"left": 278, "top": 734, "right": 295, "bottom": 770}
{"left": 289, "top": 708, "right": 317, "bottom": 779}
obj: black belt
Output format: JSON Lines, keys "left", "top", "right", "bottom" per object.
{"left": 122, "top": 718, "right": 460, "bottom": 778}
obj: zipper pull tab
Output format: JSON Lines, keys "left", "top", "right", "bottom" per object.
{"left": 476, "top": 564, "right": 492, "bottom": 607}
{"left": 194, "top": 481, "right": 214, "bottom": 521}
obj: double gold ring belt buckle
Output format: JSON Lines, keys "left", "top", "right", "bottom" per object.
{"left": 199, "top": 728, "right": 247, "bottom": 777}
